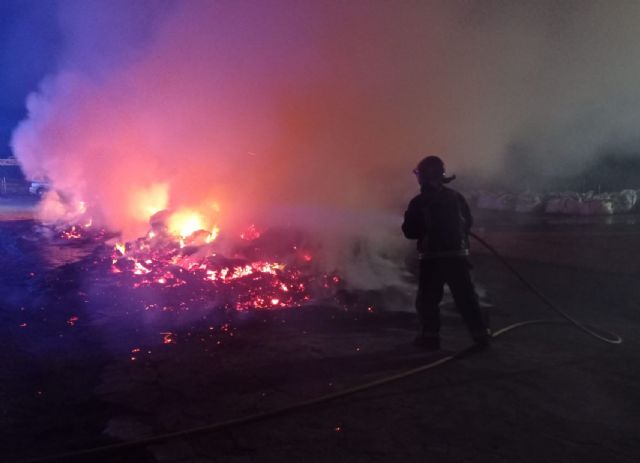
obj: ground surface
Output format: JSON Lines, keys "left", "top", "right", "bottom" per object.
{"left": 1, "top": 198, "right": 639, "bottom": 463}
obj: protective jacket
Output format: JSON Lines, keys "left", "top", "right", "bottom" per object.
{"left": 402, "top": 186, "right": 473, "bottom": 258}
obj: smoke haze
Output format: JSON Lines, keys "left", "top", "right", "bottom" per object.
{"left": 11, "top": 0, "right": 640, "bottom": 277}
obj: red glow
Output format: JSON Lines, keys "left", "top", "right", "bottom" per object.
{"left": 106, "top": 228, "right": 336, "bottom": 311}
{"left": 240, "top": 224, "right": 261, "bottom": 241}
{"left": 61, "top": 226, "right": 82, "bottom": 240}
{"left": 162, "top": 332, "right": 175, "bottom": 344}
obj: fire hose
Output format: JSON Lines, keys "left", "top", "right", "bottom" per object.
{"left": 469, "top": 232, "right": 621, "bottom": 345}
{"left": 13, "top": 232, "right": 622, "bottom": 463}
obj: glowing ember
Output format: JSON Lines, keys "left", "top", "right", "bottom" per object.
{"left": 57, "top": 223, "right": 107, "bottom": 242}
{"left": 61, "top": 226, "right": 82, "bottom": 240}
{"left": 133, "top": 262, "right": 151, "bottom": 275}
{"left": 240, "top": 224, "right": 261, "bottom": 241}
{"left": 104, "top": 226, "right": 337, "bottom": 311}
{"left": 56, "top": 202, "right": 341, "bottom": 318}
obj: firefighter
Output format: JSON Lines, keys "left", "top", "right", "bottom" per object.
{"left": 402, "top": 156, "right": 490, "bottom": 350}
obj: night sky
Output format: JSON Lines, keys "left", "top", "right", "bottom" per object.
{"left": 0, "top": 0, "right": 61, "bottom": 156}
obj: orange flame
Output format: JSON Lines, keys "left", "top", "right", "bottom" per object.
{"left": 167, "top": 209, "right": 206, "bottom": 238}
{"left": 205, "top": 225, "right": 220, "bottom": 243}
{"left": 129, "top": 183, "right": 169, "bottom": 222}
{"left": 115, "top": 242, "right": 126, "bottom": 256}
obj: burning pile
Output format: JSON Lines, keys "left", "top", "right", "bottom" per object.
{"left": 56, "top": 208, "right": 341, "bottom": 313}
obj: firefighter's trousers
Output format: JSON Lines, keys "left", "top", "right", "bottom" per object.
{"left": 416, "top": 257, "right": 488, "bottom": 340}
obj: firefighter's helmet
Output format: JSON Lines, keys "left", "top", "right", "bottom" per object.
{"left": 414, "top": 156, "right": 456, "bottom": 184}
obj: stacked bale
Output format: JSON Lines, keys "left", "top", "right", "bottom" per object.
{"left": 611, "top": 189, "right": 638, "bottom": 213}
{"left": 473, "top": 189, "right": 639, "bottom": 216}
{"left": 476, "top": 192, "right": 516, "bottom": 211}
{"left": 514, "top": 193, "right": 544, "bottom": 213}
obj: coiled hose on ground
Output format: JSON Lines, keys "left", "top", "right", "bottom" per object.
{"left": 14, "top": 232, "right": 623, "bottom": 463}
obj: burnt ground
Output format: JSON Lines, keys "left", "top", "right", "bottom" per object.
{"left": 1, "top": 200, "right": 640, "bottom": 463}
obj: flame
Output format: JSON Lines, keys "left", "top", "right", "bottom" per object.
{"left": 115, "top": 242, "right": 126, "bottom": 256}
{"left": 129, "top": 183, "right": 169, "bottom": 222}
{"left": 205, "top": 225, "right": 220, "bottom": 243}
{"left": 88, "top": 195, "right": 339, "bottom": 313}
{"left": 167, "top": 209, "right": 206, "bottom": 238}
{"left": 166, "top": 209, "right": 220, "bottom": 243}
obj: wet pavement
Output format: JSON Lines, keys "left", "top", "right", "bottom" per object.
{"left": 1, "top": 197, "right": 640, "bottom": 462}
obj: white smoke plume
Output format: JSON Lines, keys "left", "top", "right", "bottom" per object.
{"left": 11, "top": 0, "right": 640, "bottom": 287}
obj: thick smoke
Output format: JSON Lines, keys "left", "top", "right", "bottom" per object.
{"left": 11, "top": 0, "right": 640, "bottom": 286}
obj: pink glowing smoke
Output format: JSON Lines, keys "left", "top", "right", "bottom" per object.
{"left": 13, "top": 0, "right": 640, "bottom": 253}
